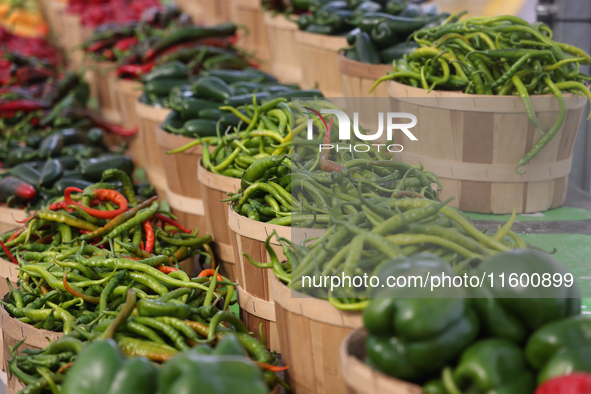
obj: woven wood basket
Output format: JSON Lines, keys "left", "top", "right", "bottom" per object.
{"left": 272, "top": 276, "right": 362, "bottom": 393}
{"left": 135, "top": 101, "right": 170, "bottom": 199}
{"left": 388, "top": 81, "right": 587, "bottom": 213}
{"left": 263, "top": 12, "right": 302, "bottom": 84}
{"left": 155, "top": 127, "right": 209, "bottom": 233}
{"left": 295, "top": 31, "right": 347, "bottom": 97}
{"left": 340, "top": 328, "right": 422, "bottom": 394}
{"left": 197, "top": 163, "right": 241, "bottom": 282}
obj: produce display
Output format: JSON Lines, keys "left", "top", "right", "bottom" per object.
{"left": 362, "top": 250, "right": 583, "bottom": 394}
{"left": 370, "top": 15, "right": 591, "bottom": 171}
{"left": 165, "top": 84, "right": 323, "bottom": 176}
{"left": 227, "top": 120, "right": 443, "bottom": 225}
{"left": 7, "top": 288, "right": 285, "bottom": 393}
{"left": 0, "top": 127, "right": 141, "bottom": 209}
{"left": 66, "top": 0, "right": 161, "bottom": 27}
{"left": 82, "top": 4, "right": 192, "bottom": 63}
{"left": 130, "top": 23, "right": 255, "bottom": 107}
{"left": 3, "top": 1, "right": 591, "bottom": 394}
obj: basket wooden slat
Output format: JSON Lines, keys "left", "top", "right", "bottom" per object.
{"left": 340, "top": 328, "right": 422, "bottom": 394}
{"left": 295, "top": 31, "right": 347, "bottom": 97}
{"left": 263, "top": 13, "right": 301, "bottom": 84}
{"left": 272, "top": 276, "right": 362, "bottom": 393}
{"left": 87, "top": 60, "right": 121, "bottom": 124}
{"left": 115, "top": 79, "right": 145, "bottom": 167}
{"left": 155, "top": 127, "right": 208, "bottom": 233}
{"left": 227, "top": 208, "right": 326, "bottom": 353}
{"left": 197, "top": 163, "right": 241, "bottom": 282}
{"left": 135, "top": 101, "right": 170, "bottom": 199}
{"left": 233, "top": 0, "right": 271, "bottom": 72}
{"left": 0, "top": 208, "right": 27, "bottom": 235}
{"left": 1, "top": 304, "right": 63, "bottom": 392}
{"left": 387, "top": 81, "right": 587, "bottom": 213}
{"left": 45, "top": 0, "right": 66, "bottom": 47}
{"left": 339, "top": 54, "right": 391, "bottom": 98}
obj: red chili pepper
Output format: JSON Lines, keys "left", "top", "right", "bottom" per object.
{"left": 65, "top": 187, "right": 129, "bottom": 219}
{"left": 535, "top": 373, "right": 591, "bottom": 394}
{"left": 103, "top": 49, "right": 115, "bottom": 60}
{"left": 16, "top": 182, "right": 37, "bottom": 200}
{"left": 7, "top": 227, "right": 25, "bottom": 243}
{"left": 0, "top": 240, "right": 17, "bottom": 264}
{"left": 114, "top": 36, "right": 138, "bottom": 51}
{"left": 155, "top": 265, "right": 179, "bottom": 274}
{"left": 49, "top": 201, "right": 75, "bottom": 212}
{"left": 15, "top": 67, "right": 53, "bottom": 84}
{"left": 0, "top": 99, "right": 49, "bottom": 112}
{"left": 197, "top": 269, "right": 223, "bottom": 289}
{"left": 88, "top": 113, "right": 138, "bottom": 137}
{"left": 143, "top": 221, "right": 154, "bottom": 253}
{"left": 85, "top": 39, "right": 114, "bottom": 53}
{"left": 255, "top": 362, "right": 289, "bottom": 372}
{"left": 155, "top": 213, "right": 192, "bottom": 234}
{"left": 115, "top": 62, "right": 153, "bottom": 78}
{"left": 15, "top": 214, "right": 34, "bottom": 223}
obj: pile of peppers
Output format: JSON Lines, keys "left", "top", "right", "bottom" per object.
{"left": 245, "top": 189, "right": 525, "bottom": 306}
{"left": 161, "top": 68, "right": 320, "bottom": 140}
{"left": 8, "top": 288, "right": 286, "bottom": 393}
{"left": 0, "top": 172, "right": 211, "bottom": 265}
{"left": 361, "top": 249, "right": 589, "bottom": 394}
{"left": 371, "top": 15, "right": 591, "bottom": 172}
{"left": 296, "top": 0, "right": 449, "bottom": 66}
{"left": 0, "top": 127, "right": 140, "bottom": 209}
{"left": 165, "top": 91, "right": 323, "bottom": 178}
{"left": 66, "top": 0, "right": 161, "bottom": 27}
{"left": 82, "top": 4, "right": 191, "bottom": 63}
{"left": 115, "top": 22, "right": 241, "bottom": 85}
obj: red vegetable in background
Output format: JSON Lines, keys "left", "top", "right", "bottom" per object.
{"left": 535, "top": 373, "right": 591, "bottom": 394}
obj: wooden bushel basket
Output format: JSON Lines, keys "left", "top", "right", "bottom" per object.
{"left": 197, "top": 163, "right": 241, "bottom": 282}
{"left": 135, "top": 101, "right": 170, "bottom": 199}
{"left": 227, "top": 208, "right": 326, "bottom": 353}
{"left": 233, "top": 0, "right": 271, "bottom": 72}
{"left": 115, "top": 78, "right": 145, "bottom": 167}
{"left": 1, "top": 304, "right": 63, "bottom": 393}
{"left": 388, "top": 81, "right": 587, "bottom": 214}
{"left": 263, "top": 13, "right": 301, "bottom": 84}
{"left": 0, "top": 255, "right": 19, "bottom": 373}
{"left": 295, "top": 31, "right": 347, "bottom": 97}
{"left": 198, "top": 0, "right": 233, "bottom": 24}
{"left": 272, "top": 276, "right": 363, "bottom": 394}
{"left": 60, "top": 13, "right": 92, "bottom": 70}
{"left": 339, "top": 54, "right": 391, "bottom": 98}
{"left": 340, "top": 328, "right": 422, "bottom": 394}
{"left": 155, "top": 127, "right": 209, "bottom": 233}
{"left": 45, "top": 0, "right": 66, "bottom": 46}
{"left": 87, "top": 61, "right": 121, "bottom": 124}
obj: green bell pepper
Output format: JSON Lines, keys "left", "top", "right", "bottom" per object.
{"left": 448, "top": 339, "right": 535, "bottom": 394}
{"left": 470, "top": 249, "right": 580, "bottom": 344}
{"left": 109, "top": 357, "right": 159, "bottom": 394}
{"left": 364, "top": 254, "right": 479, "bottom": 382}
{"left": 526, "top": 315, "right": 591, "bottom": 384}
{"left": 157, "top": 347, "right": 269, "bottom": 394}
{"left": 60, "top": 339, "right": 124, "bottom": 394}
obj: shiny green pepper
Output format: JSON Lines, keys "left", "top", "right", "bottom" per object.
{"left": 470, "top": 249, "right": 581, "bottom": 344}
{"left": 364, "top": 254, "right": 479, "bottom": 382}
{"left": 526, "top": 315, "right": 591, "bottom": 384}
{"left": 450, "top": 339, "right": 535, "bottom": 394}
{"left": 157, "top": 348, "right": 269, "bottom": 394}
